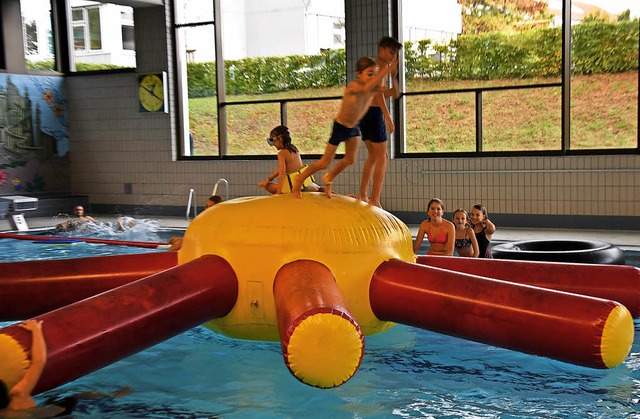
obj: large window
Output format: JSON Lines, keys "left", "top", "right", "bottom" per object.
{"left": 175, "top": 0, "right": 637, "bottom": 160}
{"left": 398, "top": 0, "right": 638, "bottom": 156}
{"left": 175, "top": 0, "right": 345, "bottom": 157}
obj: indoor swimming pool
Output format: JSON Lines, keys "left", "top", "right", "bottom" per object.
{"left": 1, "top": 230, "right": 639, "bottom": 418}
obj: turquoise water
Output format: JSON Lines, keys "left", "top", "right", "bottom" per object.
{"left": 2, "top": 233, "right": 640, "bottom": 417}
{"left": 0, "top": 222, "right": 180, "bottom": 262}
{"left": 18, "top": 321, "right": 640, "bottom": 418}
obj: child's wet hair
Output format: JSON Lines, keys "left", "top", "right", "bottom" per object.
{"left": 378, "top": 36, "right": 402, "bottom": 51}
{"left": 269, "top": 125, "right": 298, "bottom": 153}
{"left": 472, "top": 203, "right": 488, "bottom": 218}
{"left": 453, "top": 208, "right": 468, "bottom": 219}
{"left": 427, "top": 198, "right": 444, "bottom": 212}
{"left": 356, "top": 56, "right": 377, "bottom": 73}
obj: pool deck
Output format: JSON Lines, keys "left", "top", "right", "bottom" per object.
{"left": 5, "top": 214, "right": 639, "bottom": 249}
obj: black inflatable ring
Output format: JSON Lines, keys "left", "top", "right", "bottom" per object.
{"left": 491, "top": 240, "right": 625, "bottom": 265}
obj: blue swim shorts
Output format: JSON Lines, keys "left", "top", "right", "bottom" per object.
{"left": 359, "top": 106, "right": 387, "bottom": 143}
{"left": 328, "top": 121, "right": 362, "bottom": 146}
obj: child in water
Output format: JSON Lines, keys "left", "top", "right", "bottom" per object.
{"left": 452, "top": 208, "right": 479, "bottom": 257}
{"left": 470, "top": 203, "right": 496, "bottom": 258}
{"left": 413, "top": 198, "right": 455, "bottom": 256}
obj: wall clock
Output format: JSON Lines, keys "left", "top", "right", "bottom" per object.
{"left": 138, "top": 72, "right": 167, "bottom": 113}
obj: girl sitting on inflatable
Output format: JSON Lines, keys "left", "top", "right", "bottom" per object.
{"left": 258, "top": 125, "right": 321, "bottom": 195}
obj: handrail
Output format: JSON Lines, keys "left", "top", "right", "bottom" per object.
{"left": 186, "top": 188, "right": 197, "bottom": 222}
{"left": 212, "top": 178, "right": 229, "bottom": 201}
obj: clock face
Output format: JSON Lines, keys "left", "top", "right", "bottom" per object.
{"left": 138, "top": 74, "right": 165, "bottom": 112}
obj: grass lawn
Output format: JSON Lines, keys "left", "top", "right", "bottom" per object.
{"left": 188, "top": 71, "right": 638, "bottom": 156}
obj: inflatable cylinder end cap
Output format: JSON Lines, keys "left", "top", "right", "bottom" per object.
{"left": 601, "top": 305, "right": 634, "bottom": 368}
{"left": 0, "top": 334, "right": 29, "bottom": 390}
{"left": 286, "top": 313, "right": 364, "bottom": 388}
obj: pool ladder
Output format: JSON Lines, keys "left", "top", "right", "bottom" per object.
{"left": 186, "top": 178, "right": 229, "bottom": 222}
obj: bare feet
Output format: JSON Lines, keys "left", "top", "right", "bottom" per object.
{"left": 322, "top": 173, "right": 333, "bottom": 198}
{"left": 292, "top": 179, "right": 303, "bottom": 199}
{"left": 357, "top": 194, "right": 369, "bottom": 203}
{"left": 368, "top": 200, "right": 382, "bottom": 208}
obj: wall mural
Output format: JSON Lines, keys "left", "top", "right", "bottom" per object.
{"left": 0, "top": 73, "right": 69, "bottom": 194}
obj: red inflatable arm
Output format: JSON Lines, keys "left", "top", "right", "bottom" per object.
{"left": 370, "top": 259, "right": 633, "bottom": 369}
{"left": 1, "top": 254, "right": 238, "bottom": 394}
{"left": 0, "top": 252, "right": 178, "bottom": 320}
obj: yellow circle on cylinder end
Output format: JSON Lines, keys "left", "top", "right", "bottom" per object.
{"left": 0, "top": 334, "right": 29, "bottom": 390}
{"left": 601, "top": 304, "right": 634, "bottom": 368}
{"left": 286, "top": 313, "right": 364, "bottom": 388}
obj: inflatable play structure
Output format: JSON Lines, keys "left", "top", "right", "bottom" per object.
{"left": 0, "top": 194, "right": 638, "bottom": 393}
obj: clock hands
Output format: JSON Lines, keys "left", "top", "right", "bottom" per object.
{"left": 140, "top": 83, "right": 163, "bottom": 101}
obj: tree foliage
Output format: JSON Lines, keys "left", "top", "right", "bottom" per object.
{"left": 458, "top": 0, "right": 555, "bottom": 34}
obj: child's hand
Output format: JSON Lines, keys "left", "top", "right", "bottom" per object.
{"left": 385, "top": 115, "right": 395, "bottom": 133}
{"left": 19, "top": 319, "right": 43, "bottom": 333}
{"left": 389, "top": 56, "right": 399, "bottom": 72}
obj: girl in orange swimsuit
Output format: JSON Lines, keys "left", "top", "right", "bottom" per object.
{"left": 413, "top": 198, "right": 455, "bottom": 256}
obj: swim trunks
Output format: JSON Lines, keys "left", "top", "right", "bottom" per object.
{"left": 360, "top": 106, "right": 387, "bottom": 143}
{"left": 328, "top": 121, "right": 361, "bottom": 146}
{"left": 282, "top": 165, "right": 316, "bottom": 193}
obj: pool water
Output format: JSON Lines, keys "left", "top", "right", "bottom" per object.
{"left": 2, "top": 233, "right": 640, "bottom": 417}
{"left": 0, "top": 221, "right": 183, "bottom": 262}
{"left": 16, "top": 321, "right": 640, "bottom": 418}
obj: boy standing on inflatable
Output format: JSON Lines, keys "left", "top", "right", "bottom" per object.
{"left": 358, "top": 36, "right": 402, "bottom": 208}
{"left": 292, "top": 55, "right": 398, "bottom": 198}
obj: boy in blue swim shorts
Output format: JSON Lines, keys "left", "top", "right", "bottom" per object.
{"left": 292, "top": 55, "right": 398, "bottom": 198}
{"left": 358, "top": 36, "right": 402, "bottom": 208}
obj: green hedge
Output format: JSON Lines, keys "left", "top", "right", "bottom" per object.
{"left": 442, "top": 20, "right": 638, "bottom": 80}
{"left": 185, "top": 18, "right": 637, "bottom": 96}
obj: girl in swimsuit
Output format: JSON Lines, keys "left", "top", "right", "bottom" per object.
{"left": 258, "top": 125, "right": 321, "bottom": 194}
{"left": 413, "top": 198, "right": 455, "bottom": 256}
{"left": 452, "top": 209, "right": 479, "bottom": 257}
{"left": 470, "top": 203, "right": 497, "bottom": 258}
